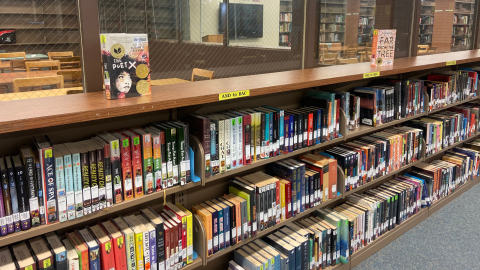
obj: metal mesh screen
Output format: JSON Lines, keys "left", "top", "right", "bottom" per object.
{"left": 0, "top": 0, "right": 83, "bottom": 100}
{"left": 98, "top": 0, "right": 304, "bottom": 83}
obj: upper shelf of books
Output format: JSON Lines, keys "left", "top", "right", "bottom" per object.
{"left": 1, "top": 50, "right": 480, "bottom": 135}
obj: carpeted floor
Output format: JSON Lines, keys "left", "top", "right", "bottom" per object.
{"left": 353, "top": 183, "right": 480, "bottom": 270}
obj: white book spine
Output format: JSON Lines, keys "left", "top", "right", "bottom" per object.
{"left": 55, "top": 156, "right": 67, "bottom": 222}
{"left": 219, "top": 120, "right": 226, "bottom": 174}
{"left": 224, "top": 119, "right": 231, "bottom": 171}
{"left": 71, "top": 153, "right": 83, "bottom": 218}
{"left": 236, "top": 116, "right": 243, "bottom": 167}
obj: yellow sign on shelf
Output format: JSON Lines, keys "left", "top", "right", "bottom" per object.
{"left": 446, "top": 60, "right": 457, "bottom": 66}
{"left": 363, "top": 71, "right": 380, "bottom": 79}
{"left": 219, "top": 90, "right": 250, "bottom": 101}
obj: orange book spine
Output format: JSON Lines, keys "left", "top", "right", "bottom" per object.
{"left": 125, "top": 131, "right": 144, "bottom": 197}
{"left": 371, "top": 30, "right": 379, "bottom": 67}
{"left": 192, "top": 206, "right": 213, "bottom": 257}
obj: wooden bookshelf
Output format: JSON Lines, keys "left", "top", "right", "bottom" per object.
{"left": 419, "top": 0, "right": 435, "bottom": 45}
{"left": 279, "top": 0, "right": 293, "bottom": 47}
{"left": 320, "top": 0, "right": 347, "bottom": 43}
{"left": 1, "top": 50, "right": 480, "bottom": 270}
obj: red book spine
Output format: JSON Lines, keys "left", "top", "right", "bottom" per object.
{"left": 117, "top": 134, "right": 133, "bottom": 201}
{"left": 164, "top": 206, "right": 187, "bottom": 265}
{"left": 100, "top": 239, "right": 116, "bottom": 270}
{"left": 284, "top": 181, "right": 291, "bottom": 219}
{"left": 308, "top": 113, "right": 314, "bottom": 146}
{"left": 126, "top": 132, "right": 144, "bottom": 197}
{"left": 163, "top": 226, "right": 171, "bottom": 269}
{"left": 112, "top": 234, "right": 127, "bottom": 270}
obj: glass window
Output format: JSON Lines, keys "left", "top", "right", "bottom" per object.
{"left": 98, "top": 0, "right": 304, "bottom": 83}
{"left": 417, "top": 0, "right": 477, "bottom": 54}
{"left": 318, "top": 0, "right": 420, "bottom": 65}
{"left": 0, "top": 0, "right": 83, "bottom": 100}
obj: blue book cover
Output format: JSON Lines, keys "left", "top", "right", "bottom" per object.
{"left": 279, "top": 161, "right": 300, "bottom": 215}
{"left": 206, "top": 200, "right": 225, "bottom": 251}
{"left": 53, "top": 147, "right": 67, "bottom": 223}
{"left": 61, "top": 149, "right": 76, "bottom": 221}
{"left": 274, "top": 232, "right": 302, "bottom": 270}
{"left": 263, "top": 106, "right": 285, "bottom": 155}
{"left": 77, "top": 228, "right": 100, "bottom": 270}
{"left": 286, "top": 159, "right": 306, "bottom": 212}
{"left": 214, "top": 199, "right": 230, "bottom": 248}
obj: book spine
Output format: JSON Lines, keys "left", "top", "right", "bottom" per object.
{"left": 160, "top": 131, "right": 168, "bottom": 190}
{"left": 219, "top": 120, "right": 226, "bottom": 173}
{"left": 152, "top": 133, "right": 163, "bottom": 192}
{"left": 112, "top": 234, "right": 128, "bottom": 270}
{"left": 224, "top": 119, "right": 231, "bottom": 171}
{"left": 63, "top": 153, "right": 75, "bottom": 220}
{"left": 125, "top": 232, "right": 137, "bottom": 270}
{"left": 236, "top": 116, "right": 243, "bottom": 167}
{"left": 210, "top": 123, "right": 218, "bottom": 176}
{"left": 149, "top": 230, "right": 157, "bottom": 270}
{"left": 15, "top": 163, "right": 30, "bottom": 230}
{"left": 96, "top": 149, "right": 107, "bottom": 210}
{"left": 55, "top": 155, "right": 67, "bottom": 222}
{"left": 142, "top": 134, "right": 154, "bottom": 193}
{"left": 155, "top": 223, "right": 165, "bottom": 270}
{"left": 100, "top": 241, "right": 115, "bottom": 270}
{"left": 177, "top": 126, "right": 187, "bottom": 185}
{"left": 120, "top": 137, "right": 133, "bottom": 201}
{"left": 164, "top": 130, "right": 174, "bottom": 188}
{"left": 43, "top": 149, "right": 58, "bottom": 224}
{"left": 89, "top": 149, "right": 99, "bottom": 213}
{"left": 131, "top": 135, "right": 144, "bottom": 197}
{"left": 34, "top": 161, "right": 46, "bottom": 225}
{"left": 183, "top": 124, "right": 191, "bottom": 182}
{"left": 185, "top": 212, "right": 193, "bottom": 263}
{"left": 169, "top": 128, "right": 179, "bottom": 186}
{"left": 230, "top": 118, "right": 237, "bottom": 169}
{"left": 81, "top": 152, "right": 92, "bottom": 216}
{"left": 0, "top": 176, "right": 6, "bottom": 235}
{"left": 134, "top": 232, "right": 145, "bottom": 270}
{"left": 143, "top": 231, "right": 151, "bottom": 270}
{"left": 71, "top": 153, "right": 84, "bottom": 218}
{"left": 25, "top": 156, "right": 40, "bottom": 226}
{"left": 244, "top": 115, "right": 251, "bottom": 165}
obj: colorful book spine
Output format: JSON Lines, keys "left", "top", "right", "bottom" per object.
{"left": 96, "top": 147, "right": 107, "bottom": 210}
{"left": 71, "top": 151, "right": 83, "bottom": 218}
{"left": 63, "top": 152, "right": 76, "bottom": 220}
{"left": 80, "top": 149, "right": 92, "bottom": 216}
{"left": 43, "top": 149, "right": 58, "bottom": 224}
{"left": 120, "top": 136, "right": 133, "bottom": 201}
{"left": 140, "top": 133, "right": 154, "bottom": 194}
{"left": 23, "top": 152, "right": 40, "bottom": 227}
{"left": 129, "top": 133, "right": 144, "bottom": 197}
{"left": 55, "top": 154, "right": 67, "bottom": 222}
{"left": 34, "top": 159, "right": 46, "bottom": 225}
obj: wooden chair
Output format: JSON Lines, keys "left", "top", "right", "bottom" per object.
{"left": 427, "top": 46, "right": 437, "bottom": 53}
{"left": 337, "top": 58, "right": 359, "bottom": 65}
{"left": 191, "top": 68, "right": 214, "bottom": 82}
{"left": 319, "top": 44, "right": 329, "bottom": 53}
{"left": 346, "top": 45, "right": 359, "bottom": 58}
{"left": 0, "top": 87, "right": 82, "bottom": 101}
{"left": 52, "top": 56, "right": 81, "bottom": 69}
{"left": 0, "top": 52, "right": 26, "bottom": 60}
{"left": 9, "top": 59, "right": 38, "bottom": 72}
{"left": 57, "top": 70, "right": 82, "bottom": 87}
{"left": 320, "top": 53, "right": 338, "bottom": 65}
{"left": 48, "top": 51, "right": 73, "bottom": 60}
{"left": 12, "top": 75, "right": 64, "bottom": 93}
{"left": 358, "top": 47, "right": 372, "bottom": 62}
{"left": 26, "top": 60, "right": 60, "bottom": 72}
{"left": 418, "top": 45, "right": 429, "bottom": 54}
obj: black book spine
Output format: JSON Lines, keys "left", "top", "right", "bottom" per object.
{"left": 25, "top": 156, "right": 40, "bottom": 227}
{"left": 15, "top": 160, "right": 30, "bottom": 230}
{"left": 81, "top": 152, "right": 92, "bottom": 215}
{"left": 258, "top": 187, "right": 264, "bottom": 231}
{"left": 229, "top": 202, "right": 236, "bottom": 245}
{"left": 97, "top": 149, "right": 106, "bottom": 210}
{"left": 269, "top": 113, "right": 274, "bottom": 157}
{"left": 89, "top": 150, "right": 99, "bottom": 213}
{"left": 297, "top": 113, "right": 304, "bottom": 150}
{"left": 1, "top": 166, "right": 12, "bottom": 235}
{"left": 331, "top": 228, "right": 337, "bottom": 266}
{"left": 261, "top": 114, "right": 266, "bottom": 159}
{"left": 35, "top": 161, "right": 46, "bottom": 225}
{"left": 326, "top": 228, "right": 331, "bottom": 266}
{"left": 8, "top": 161, "right": 20, "bottom": 231}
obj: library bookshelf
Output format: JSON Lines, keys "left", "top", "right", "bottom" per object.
{"left": 1, "top": 50, "right": 480, "bottom": 270}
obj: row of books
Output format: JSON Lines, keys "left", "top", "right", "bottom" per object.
{"left": 279, "top": 13, "right": 292, "bottom": 22}
{"left": 279, "top": 22, "right": 292, "bottom": 33}
{"left": 187, "top": 102, "right": 342, "bottom": 178}
{"left": 194, "top": 155, "right": 341, "bottom": 257}
{"left": 0, "top": 204, "right": 194, "bottom": 270}
{"left": 229, "top": 150, "right": 480, "bottom": 270}
{"left": 0, "top": 120, "right": 193, "bottom": 234}
{"left": 408, "top": 104, "right": 478, "bottom": 157}
{"left": 324, "top": 126, "right": 423, "bottom": 193}
{"left": 279, "top": 34, "right": 290, "bottom": 43}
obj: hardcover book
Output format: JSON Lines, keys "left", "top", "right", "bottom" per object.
{"left": 20, "top": 146, "right": 41, "bottom": 227}
{"left": 44, "top": 232, "right": 67, "bottom": 270}
{"left": 100, "top": 33, "right": 151, "bottom": 100}
{"left": 28, "top": 236, "right": 55, "bottom": 270}
{"left": 11, "top": 242, "right": 37, "bottom": 270}
{"left": 100, "top": 220, "right": 128, "bottom": 270}
{"left": 12, "top": 155, "right": 31, "bottom": 230}
{"left": 62, "top": 239, "right": 79, "bottom": 270}
{"left": 34, "top": 135, "right": 57, "bottom": 225}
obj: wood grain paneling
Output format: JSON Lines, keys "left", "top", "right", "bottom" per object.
{"left": 0, "top": 50, "right": 480, "bottom": 135}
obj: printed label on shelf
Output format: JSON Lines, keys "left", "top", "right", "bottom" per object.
{"left": 363, "top": 71, "right": 380, "bottom": 78}
{"left": 219, "top": 90, "right": 250, "bottom": 101}
{"left": 446, "top": 60, "right": 457, "bottom": 66}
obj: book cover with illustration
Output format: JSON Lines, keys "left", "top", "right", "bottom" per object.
{"left": 371, "top": 29, "right": 396, "bottom": 67}
{"left": 100, "top": 33, "right": 151, "bottom": 100}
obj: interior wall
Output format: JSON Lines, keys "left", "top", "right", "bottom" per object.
{"left": 189, "top": 0, "right": 281, "bottom": 47}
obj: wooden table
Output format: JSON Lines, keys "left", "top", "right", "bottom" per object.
{"left": 0, "top": 54, "right": 49, "bottom": 72}
{"left": 0, "top": 69, "right": 82, "bottom": 88}
{"left": 151, "top": 78, "right": 190, "bottom": 86}
{"left": 0, "top": 87, "right": 83, "bottom": 101}
{"left": 328, "top": 46, "right": 366, "bottom": 52}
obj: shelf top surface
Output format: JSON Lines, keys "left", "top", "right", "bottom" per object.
{"left": 1, "top": 50, "right": 480, "bottom": 134}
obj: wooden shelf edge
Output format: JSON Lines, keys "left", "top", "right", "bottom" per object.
{"left": 182, "top": 258, "right": 203, "bottom": 270}
{"left": 0, "top": 181, "right": 201, "bottom": 247}
{"left": 205, "top": 195, "right": 344, "bottom": 263}
{"left": 1, "top": 51, "right": 480, "bottom": 135}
